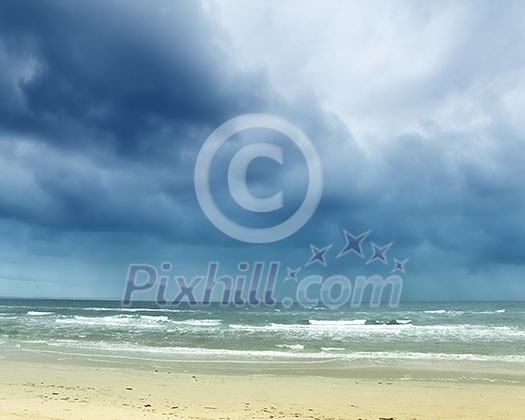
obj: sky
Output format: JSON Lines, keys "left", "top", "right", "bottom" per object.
{"left": 0, "top": 0, "right": 524, "bottom": 301}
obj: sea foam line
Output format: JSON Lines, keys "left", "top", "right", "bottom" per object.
{"left": 21, "top": 340, "right": 525, "bottom": 364}
{"left": 27, "top": 311, "right": 54, "bottom": 316}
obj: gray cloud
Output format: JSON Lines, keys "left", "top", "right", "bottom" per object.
{"left": 0, "top": 0, "right": 524, "bottom": 299}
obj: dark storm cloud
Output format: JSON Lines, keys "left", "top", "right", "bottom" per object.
{"left": 0, "top": 0, "right": 266, "bottom": 157}
{"left": 313, "top": 125, "right": 525, "bottom": 269}
{"left": 0, "top": 0, "right": 271, "bottom": 243}
{"left": 0, "top": 0, "right": 347, "bottom": 247}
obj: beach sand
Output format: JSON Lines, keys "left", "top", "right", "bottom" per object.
{"left": 0, "top": 361, "right": 524, "bottom": 419}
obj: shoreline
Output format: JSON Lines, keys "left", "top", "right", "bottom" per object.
{"left": 1, "top": 359, "right": 524, "bottom": 419}
{"left": 5, "top": 342, "right": 525, "bottom": 386}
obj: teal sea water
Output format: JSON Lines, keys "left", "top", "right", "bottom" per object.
{"left": 1, "top": 300, "right": 524, "bottom": 383}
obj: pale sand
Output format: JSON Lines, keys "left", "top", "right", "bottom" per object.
{"left": 0, "top": 361, "right": 524, "bottom": 419}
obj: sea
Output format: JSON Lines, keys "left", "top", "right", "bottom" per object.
{"left": 1, "top": 299, "right": 524, "bottom": 384}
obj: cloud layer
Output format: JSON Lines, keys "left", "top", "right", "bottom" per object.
{"left": 0, "top": 0, "right": 524, "bottom": 300}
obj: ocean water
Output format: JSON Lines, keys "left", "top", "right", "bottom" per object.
{"left": 1, "top": 300, "right": 524, "bottom": 383}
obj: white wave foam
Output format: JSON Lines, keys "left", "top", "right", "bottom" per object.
{"left": 31, "top": 340, "right": 525, "bottom": 364}
{"left": 55, "top": 315, "right": 163, "bottom": 329}
{"left": 228, "top": 320, "right": 413, "bottom": 334}
{"left": 275, "top": 344, "right": 304, "bottom": 350}
{"left": 170, "top": 319, "right": 222, "bottom": 326}
{"left": 310, "top": 319, "right": 412, "bottom": 326}
{"left": 81, "top": 307, "right": 185, "bottom": 313}
{"left": 347, "top": 351, "right": 525, "bottom": 363}
{"left": 229, "top": 323, "right": 309, "bottom": 331}
{"left": 55, "top": 315, "right": 221, "bottom": 329}
{"left": 27, "top": 311, "right": 54, "bottom": 316}
{"left": 43, "top": 341, "right": 323, "bottom": 360}
{"left": 140, "top": 315, "right": 169, "bottom": 322}
{"left": 423, "top": 309, "right": 507, "bottom": 315}
{"left": 227, "top": 322, "right": 524, "bottom": 341}
{"left": 309, "top": 320, "right": 367, "bottom": 326}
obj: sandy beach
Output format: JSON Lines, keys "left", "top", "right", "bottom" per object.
{"left": 0, "top": 360, "right": 523, "bottom": 420}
